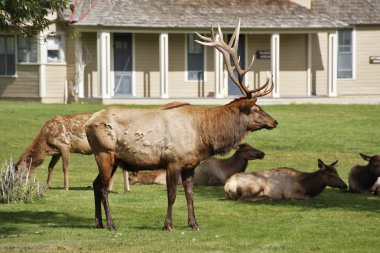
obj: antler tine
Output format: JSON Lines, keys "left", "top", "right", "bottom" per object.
{"left": 249, "top": 72, "right": 274, "bottom": 99}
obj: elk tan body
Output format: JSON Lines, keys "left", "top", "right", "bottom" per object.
{"left": 15, "top": 113, "right": 130, "bottom": 193}
{"left": 128, "top": 144, "right": 264, "bottom": 186}
{"left": 225, "top": 160, "right": 347, "bottom": 201}
{"left": 15, "top": 113, "right": 93, "bottom": 190}
{"left": 348, "top": 153, "right": 380, "bottom": 195}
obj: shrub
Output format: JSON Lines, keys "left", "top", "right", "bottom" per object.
{"left": 0, "top": 158, "right": 45, "bottom": 204}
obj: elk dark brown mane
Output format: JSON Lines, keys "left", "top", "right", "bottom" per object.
{"left": 85, "top": 20, "right": 278, "bottom": 231}
{"left": 349, "top": 153, "right": 380, "bottom": 195}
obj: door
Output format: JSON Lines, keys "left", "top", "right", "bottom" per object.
{"left": 228, "top": 34, "right": 245, "bottom": 96}
{"left": 113, "top": 33, "right": 132, "bottom": 97}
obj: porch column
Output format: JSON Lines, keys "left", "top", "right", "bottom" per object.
{"left": 97, "top": 31, "right": 111, "bottom": 98}
{"left": 271, "top": 33, "right": 280, "bottom": 97}
{"left": 328, "top": 31, "right": 338, "bottom": 97}
{"left": 214, "top": 34, "right": 224, "bottom": 98}
{"left": 38, "top": 32, "right": 47, "bottom": 98}
{"left": 75, "top": 34, "right": 84, "bottom": 98}
{"left": 159, "top": 33, "right": 169, "bottom": 98}
{"left": 307, "top": 33, "right": 312, "bottom": 96}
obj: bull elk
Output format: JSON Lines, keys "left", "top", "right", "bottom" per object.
{"left": 85, "top": 20, "right": 278, "bottom": 231}
{"left": 348, "top": 153, "right": 380, "bottom": 195}
{"left": 15, "top": 113, "right": 130, "bottom": 193}
{"left": 224, "top": 159, "right": 348, "bottom": 201}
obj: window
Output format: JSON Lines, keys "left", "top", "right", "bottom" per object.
{"left": 18, "top": 36, "right": 38, "bottom": 63}
{"left": 47, "top": 36, "right": 61, "bottom": 62}
{"left": 337, "top": 29, "right": 353, "bottom": 79}
{"left": 0, "top": 35, "right": 16, "bottom": 76}
{"left": 187, "top": 34, "right": 204, "bottom": 81}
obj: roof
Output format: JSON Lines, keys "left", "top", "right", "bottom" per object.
{"left": 62, "top": 0, "right": 347, "bottom": 30}
{"left": 311, "top": 0, "right": 380, "bottom": 25}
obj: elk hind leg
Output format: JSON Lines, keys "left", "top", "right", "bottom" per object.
{"left": 93, "top": 151, "right": 117, "bottom": 230}
{"left": 61, "top": 151, "right": 70, "bottom": 190}
{"left": 46, "top": 154, "right": 61, "bottom": 189}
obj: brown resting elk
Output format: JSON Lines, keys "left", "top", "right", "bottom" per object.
{"left": 128, "top": 143, "right": 265, "bottom": 186}
{"left": 85, "top": 20, "right": 278, "bottom": 231}
{"left": 224, "top": 159, "right": 347, "bottom": 201}
{"left": 348, "top": 153, "right": 380, "bottom": 195}
{"left": 14, "top": 112, "right": 130, "bottom": 193}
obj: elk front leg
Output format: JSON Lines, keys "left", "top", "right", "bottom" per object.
{"left": 181, "top": 169, "right": 200, "bottom": 231}
{"left": 61, "top": 151, "right": 70, "bottom": 190}
{"left": 163, "top": 168, "right": 180, "bottom": 231}
{"left": 123, "top": 170, "right": 130, "bottom": 194}
{"left": 46, "top": 154, "right": 61, "bottom": 189}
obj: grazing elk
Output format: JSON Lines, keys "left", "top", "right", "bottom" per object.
{"left": 14, "top": 112, "right": 130, "bottom": 193}
{"left": 224, "top": 159, "right": 347, "bottom": 201}
{"left": 348, "top": 153, "right": 380, "bottom": 195}
{"left": 128, "top": 143, "right": 264, "bottom": 186}
{"left": 85, "top": 20, "right": 278, "bottom": 231}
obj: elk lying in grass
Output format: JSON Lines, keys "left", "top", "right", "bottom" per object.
{"left": 85, "top": 20, "right": 278, "bottom": 231}
{"left": 14, "top": 112, "right": 130, "bottom": 193}
{"left": 128, "top": 144, "right": 264, "bottom": 186}
{"left": 348, "top": 153, "right": 380, "bottom": 195}
{"left": 224, "top": 159, "right": 347, "bottom": 201}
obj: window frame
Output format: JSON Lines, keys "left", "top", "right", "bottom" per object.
{"left": 17, "top": 36, "right": 38, "bottom": 64}
{"left": 0, "top": 34, "right": 16, "bottom": 77}
{"left": 337, "top": 28, "right": 356, "bottom": 80}
{"left": 185, "top": 33, "right": 206, "bottom": 82}
{"left": 46, "top": 35, "right": 64, "bottom": 63}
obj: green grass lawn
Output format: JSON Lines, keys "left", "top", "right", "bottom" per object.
{"left": 0, "top": 101, "right": 379, "bottom": 253}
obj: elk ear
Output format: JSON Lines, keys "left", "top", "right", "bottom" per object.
{"left": 330, "top": 160, "right": 338, "bottom": 168}
{"left": 238, "top": 98, "right": 257, "bottom": 115}
{"left": 359, "top": 153, "right": 371, "bottom": 161}
{"left": 318, "top": 159, "right": 327, "bottom": 170}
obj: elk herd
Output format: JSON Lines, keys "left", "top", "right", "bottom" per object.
{"left": 15, "top": 20, "right": 379, "bottom": 231}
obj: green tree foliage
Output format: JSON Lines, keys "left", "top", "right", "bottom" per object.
{"left": 0, "top": 0, "right": 70, "bottom": 36}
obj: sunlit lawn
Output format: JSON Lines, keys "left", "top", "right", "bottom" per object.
{"left": 0, "top": 101, "right": 379, "bottom": 252}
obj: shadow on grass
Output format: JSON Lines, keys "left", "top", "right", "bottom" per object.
{"left": 49, "top": 186, "right": 93, "bottom": 191}
{"left": 0, "top": 210, "right": 91, "bottom": 235}
{"left": 195, "top": 186, "right": 380, "bottom": 213}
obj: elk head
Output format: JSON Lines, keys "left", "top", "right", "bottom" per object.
{"left": 195, "top": 19, "right": 274, "bottom": 99}
{"left": 318, "top": 159, "right": 348, "bottom": 189}
{"left": 359, "top": 153, "right": 380, "bottom": 176}
{"left": 235, "top": 143, "right": 265, "bottom": 160}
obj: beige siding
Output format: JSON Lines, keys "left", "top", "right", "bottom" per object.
{"left": 168, "top": 34, "right": 215, "bottom": 98}
{"left": 45, "top": 65, "right": 67, "bottom": 98}
{"left": 312, "top": 33, "right": 328, "bottom": 96}
{"left": 338, "top": 26, "right": 380, "bottom": 95}
{"left": 247, "top": 34, "right": 271, "bottom": 92}
{"left": 66, "top": 30, "right": 76, "bottom": 86}
{"left": 279, "top": 34, "right": 308, "bottom": 96}
{"left": 82, "top": 32, "right": 98, "bottom": 97}
{"left": 0, "top": 65, "right": 39, "bottom": 97}
{"left": 134, "top": 34, "right": 160, "bottom": 97}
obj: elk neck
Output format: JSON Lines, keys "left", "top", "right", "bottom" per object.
{"left": 298, "top": 170, "right": 327, "bottom": 197}
{"left": 221, "top": 151, "right": 249, "bottom": 173}
{"left": 195, "top": 104, "right": 248, "bottom": 156}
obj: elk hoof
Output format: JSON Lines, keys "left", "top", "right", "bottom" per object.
{"left": 190, "top": 224, "right": 201, "bottom": 231}
{"left": 107, "top": 224, "right": 116, "bottom": 231}
{"left": 163, "top": 224, "right": 175, "bottom": 231}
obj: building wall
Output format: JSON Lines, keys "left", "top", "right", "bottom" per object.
{"left": 45, "top": 65, "right": 67, "bottom": 99}
{"left": 168, "top": 34, "right": 215, "bottom": 98}
{"left": 134, "top": 33, "right": 160, "bottom": 97}
{"left": 247, "top": 34, "right": 271, "bottom": 93}
{"left": 280, "top": 34, "right": 308, "bottom": 97}
{"left": 312, "top": 32, "right": 328, "bottom": 96}
{"left": 0, "top": 64, "right": 39, "bottom": 98}
{"left": 337, "top": 26, "right": 380, "bottom": 95}
{"left": 82, "top": 32, "right": 98, "bottom": 98}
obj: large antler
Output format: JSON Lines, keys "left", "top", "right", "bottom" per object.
{"left": 195, "top": 19, "right": 273, "bottom": 99}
